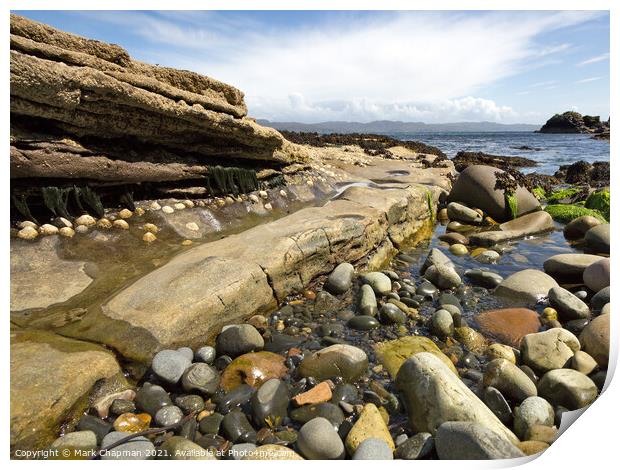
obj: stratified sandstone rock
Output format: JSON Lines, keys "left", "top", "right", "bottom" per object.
{"left": 10, "top": 329, "right": 120, "bottom": 452}
{"left": 10, "top": 14, "right": 307, "bottom": 189}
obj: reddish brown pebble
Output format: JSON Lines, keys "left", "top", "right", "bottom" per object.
{"left": 292, "top": 381, "right": 333, "bottom": 406}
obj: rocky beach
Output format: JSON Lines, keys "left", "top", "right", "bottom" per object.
{"left": 9, "top": 14, "right": 611, "bottom": 461}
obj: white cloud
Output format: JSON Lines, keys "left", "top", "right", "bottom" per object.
{"left": 80, "top": 10, "right": 602, "bottom": 122}
{"left": 575, "top": 76, "right": 604, "bottom": 84}
{"left": 577, "top": 53, "right": 609, "bottom": 66}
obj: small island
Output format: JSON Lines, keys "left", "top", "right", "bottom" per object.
{"left": 538, "top": 111, "right": 610, "bottom": 140}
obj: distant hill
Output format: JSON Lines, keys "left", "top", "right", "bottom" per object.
{"left": 257, "top": 119, "right": 541, "bottom": 134}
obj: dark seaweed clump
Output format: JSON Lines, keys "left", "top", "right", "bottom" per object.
{"left": 451, "top": 151, "right": 538, "bottom": 172}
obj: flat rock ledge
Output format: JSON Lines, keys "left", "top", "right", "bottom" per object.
{"left": 60, "top": 173, "right": 451, "bottom": 363}
{"left": 10, "top": 329, "right": 120, "bottom": 453}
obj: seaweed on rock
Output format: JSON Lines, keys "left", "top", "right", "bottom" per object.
{"left": 11, "top": 193, "right": 37, "bottom": 224}
{"left": 205, "top": 166, "right": 259, "bottom": 195}
{"left": 41, "top": 186, "right": 71, "bottom": 219}
{"left": 80, "top": 186, "right": 105, "bottom": 219}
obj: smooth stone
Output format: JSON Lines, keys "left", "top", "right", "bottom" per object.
{"left": 155, "top": 405, "right": 183, "bottom": 427}
{"left": 110, "top": 399, "right": 136, "bottom": 416}
{"left": 216, "top": 384, "right": 256, "bottom": 413}
{"left": 476, "top": 308, "right": 541, "bottom": 347}
{"left": 181, "top": 363, "right": 219, "bottom": 395}
{"left": 583, "top": 258, "right": 610, "bottom": 292}
{"left": 524, "top": 424, "right": 558, "bottom": 444}
{"left": 483, "top": 387, "right": 513, "bottom": 425}
{"left": 447, "top": 165, "right": 540, "bottom": 221}
{"left": 194, "top": 346, "right": 215, "bottom": 364}
{"left": 494, "top": 269, "right": 559, "bottom": 304}
{"left": 374, "top": 336, "right": 457, "bottom": 378}
{"left": 151, "top": 350, "right": 192, "bottom": 384}
{"left": 352, "top": 438, "right": 394, "bottom": 460}
{"left": 348, "top": 315, "right": 379, "bottom": 331}
{"left": 416, "top": 281, "right": 437, "bottom": 297}
{"left": 251, "top": 378, "right": 290, "bottom": 427}
{"left": 299, "top": 344, "right": 368, "bottom": 382}
{"left": 76, "top": 415, "right": 112, "bottom": 444}
{"left": 590, "top": 287, "right": 610, "bottom": 312}
{"left": 548, "top": 287, "right": 590, "bottom": 320}
{"left": 538, "top": 369, "right": 598, "bottom": 410}
{"left": 361, "top": 272, "right": 392, "bottom": 295}
{"left": 421, "top": 248, "right": 454, "bottom": 274}
{"left": 449, "top": 243, "right": 468, "bottom": 256}
{"left": 584, "top": 224, "right": 610, "bottom": 254}
{"left": 331, "top": 383, "right": 358, "bottom": 404}
{"left": 464, "top": 269, "right": 503, "bottom": 289}
{"left": 174, "top": 395, "right": 204, "bottom": 414}
{"left": 221, "top": 409, "right": 257, "bottom": 444}
{"left": 135, "top": 383, "right": 172, "bottom": 416}
{"left": 471, "top": 211, "right": 554, "bottom": 246}
{"left": 513, "top": 397, "right": 554, "bottom": 439}
{"left": 51, "top": 430, "right": 97, "bottom": 454}
{"left": 447, "top": 202, "right": 483, "bottom": 224}
{"left": 159, "top": 436, "right": 216, "bottom": 460}
{"left": 431, "top": 309, "right": 454, "bottom": 338}
{"left": 198, "top": 413, "right": 224, "bottom": 435}
{"left": 601, "top": 303, "right": 610, "bottom": 315}
{"left": 325, "top": 263, "right": 355, "bottom": 295}
{"left": 543, "top": 253, "right": 604, "bottom": 281}
{"left": 483, "top": 358, "right": 537, "bottom": 402}
{"left": 297, "top": 417, "right": 345, "bottom": 459}
{"left": 101, "top": 431, "right": 155, "bottom": 460}
{"left": 113, "top": 412, "right": 151, "bottom": 433}
{"left": 290, "top": 403, "right": 344, "bottom": 427}
{"left": 486, "top": 343, "right": 516, "bottom": 364}
{"left": 359, "top": 284, "right": 378, "bottom": 316}
{"left": 435, "top": 422, "right": 525, "bottom": 459}
{"left": 517, "top": 441, "right": 549, "bottom": 456}
{"left": 379, "top": 303, "right": 407, "bottom": 324}
{"left": 242, "top": 444, "right": 303, "bottom": 460}
{"left": 563, "top": 215, "right": 602, "bottom": 240}
{"left": 423, "top": 264, "right": 461, "bottom": 290}
{"left": 476, "top": 250, "right": 500, "bottom": 264}
{"left": 454, "top": 327, "right": 486, "bottom": 354}
{"left": 571, "top": 351, "right": 598, "bottom": 375}
{"left": 395, "top": 353, "right": 518, "bottom": 444}
{"left": 438, "top": 232, "right": 469, "bottom": 245}
{"left": 216, "top": 324, "right": 264, "bottom": 358}
{"left": 345, "top": 403, "right": 395, "bottom": 455}
{"left": 176, "top": 347, "right": 194, "bottom": 361}
{"left": 579, "top": 314, "right": 609, "bottom": 367}
{"left": 520, "top": 328, "right": 580, "bottom": 373}
{"left": 394, "top": 432, "right": 434, "bottom": 460}
{"left": 220, "top": 351, "right": 287, "bottom": 391}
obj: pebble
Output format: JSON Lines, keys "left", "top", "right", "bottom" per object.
{"left": 77, "top": 415, "right": 112, "bottom": 444}
{"left": 345, "top": 403, "right": 394, "bottom": 455}
{"left": 579, "top": 313, "right": 609, "bottom": 367}
{"left": 135, "top": 383, "right": 173, "bottom": 416}
{"left": 486, "top": 344, "right": 516, "bottom": 363}
{"left": 97, "top": 218, "right": 112, "bottom": 229}
{"left": 482, "top": 387, "right": 513, "bottom": 425}
{"left": 149, "top": 201, "right": 161, "bottom": 210}
{"left": 51, "top": 430, "right": 97, "bottom": 454}
{"left": 59, "top": 227, "right": 75, "bottom": 238}
{"left": 155, "top": 405, "right": 183, "bottom": 427}
{"left": 325, "top": 262, "right": 355, "bottom": 294}
{"left": 110, "top": 399, "right": 136, "bottom": 416}
{"left": 299, "top": 344, "right": 368, "bottom": 382}
{"left": 251, "top": 378, "right": 289, "bottom": 427}
{"left": 435, "top": 422, "right": 524, "bottom": 459}
{"left": 152, "top": 350, "right": 192, "bottom": 384}
{"left": 348, "top": 315, "right": 379, "bottom": 330}
{"left": 537, "top": 368, "right": 598, "bottom": 410}
{"left": 162, "top": 205, "right": 174, "bottom": 214}
{"left": 174, "top": 203, "right": 186, "bottom": 210}
{"left": 143, "top": 223, "right": 159, "bottom": 233}
{"left": 186, "top": 222, "right": 199, "bottom": 231}
{"left": 423, "top": 264, "right": 461, "bottom": 289}
{"left": 76, "top": 224, "right": 89, "bottom": 233}
{"left": 361, "top": 272, "right": 392, "bottom": 295}
{"left": 293, "top": 381, "right": 332, "bottom": 406}
{"left": 394, "top": 432, "right": 434, "bottom": 460}
{"left": 17, "top": 226, "right": 38, "bottom": 240}
{"left": 101, "top": 431, "right": 155, "bottom": 460}
{"left": 181, "top": 363, "right": 219, "bottom": 395}
{"left": 113, "top": 219, "right": 129, "bottom": 230}
{"left": 175, "top": 395, "right": 205, "bottom": 414}
{"left": 216, "top": 324, "right": 264, "bottom": 358}
{"left": 513, "top": 396, "right": 554, "bottom": 439}
{"left": 160, "top": 436, "right": 215, "bottom": 460}
{"left": 195, "top": 346, "right": 216, "bottom": 364}
{"left": 520, "top": 328, "right": 580, "bottom": 373}
{"left": 221, "top": 409, "right": 256, "bottom": 444}
{"left": 548, "top": 286, "right": 590, "bottom": 320}
{"left": 476, "top": 250, "right": 500, "bottom": 264}
{"left": 119, "top": 209, "right": 133, "bottom": 219}
{"left": 449, "top": 243, "right": 468, "bottom": 255}
{"left": 75, "top": 214, "right": 96, "bottom": 226}
{"left": 143, "top": 232, "right": 156, "bottom": 243}
{"left": 39, "top": 224, "right": 59, "bottom": 236}
{"left": 431, "top": 309, "right": 454, "bottom": 338}
{"left": 297, "top": 417, "right": 345, "bottom": 459}
{"left": 447, "top": 202, "right": 483, "bottom": 224}
{"left": 464, "top": 268, "right": 503, "bottom": 288}
{"left": 379, "top": 303, "right": 407, "bottom": 324}
{"left": 352, "top": 438, "right": 394, "bottom": 460}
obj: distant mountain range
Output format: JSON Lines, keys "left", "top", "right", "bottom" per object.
{"left": 257, "top": 119, "right": 541, "bottom": 134}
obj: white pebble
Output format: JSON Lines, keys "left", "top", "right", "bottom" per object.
{"left": 75, "top": 214, "right": 96, "bottom": 226}
{"left": 143, "top": 232, "right": 157, "bottom": 243}
{"left": 259, "top": 190, "right": 268, "bottom": 199}
{"left": 113, "top": 219, "right": 129, "bottom": 230}
{"left": 59, "top": 227, "right": 75, "bottom": 238}
{"left": 279, "top": 190, "right": 287, "bottom": 198}
{"left": 264, "top": 203, "right": 273, "bottom": 211}
{"left": 174, "top": 203, "right": 186, "bottom": 210}
{"left": 18, "top": 221, "right": 37, "bottom": 230}
{"left": 39, "top": 224, "right": 59, "bottom": 236}
{"left": 249, "top": 194, "right": 260, "bottom": 204}
{"left": 186, "top": 222, "right": 199, "bottom": 231}
{"left": 162, "top": 206, "right": 174, "bottom": 214}
{"left": 183, "top": 200, "right": 195, "bottom": 208}
{"left": 143, "top": 223, "right": 159, "bottom": 234}
{"left": 149, "top": 201, "right": 162, "bottom": 210}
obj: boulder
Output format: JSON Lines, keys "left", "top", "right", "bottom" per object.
{"left": 476, "top": 308, "right": 541, "bottom": 347}
{"left": 10, "top": 330, "right": 120, "bottom": 451}
{"left": 448, "top": 165, "right": 540, "bottom": 222}
{"left": 420, "top": 248, "right": 454, "bottom": 274}
{"left": 579, "top": 314, "right": 609, "bottom": 367}
{"left": 483, "top": 359, "right": 537, "bottom": 402}
{"left": 520, "top": 328, "right": 580, "bottom": 373}
{"left": 435, "top": 422, "right": 524, "bottom": 459}
{"left": 494, "top": 269, "right": 558, "bottom": 305}
{"left": 584, "top": 224, "right": 610, "bottom": 254}
{"left": 395, "top": 353, "right": 518, "bottom": 444}
{"left": 423, "top": 264, "right": 462, "bottom": 289}
{"left": 582, "top": 258, "right": 610, "bottom": 292}
{"left": 469, "top": 211, "right": 553, "bottom": 246}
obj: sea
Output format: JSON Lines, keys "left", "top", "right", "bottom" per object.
{"left": 387, "top": 131, "right": 610, "bottom": 175}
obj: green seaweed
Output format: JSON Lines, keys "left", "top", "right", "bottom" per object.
{"left": 532, "top": 187, "right": 546, "bottom": 200}
{"left": 545, "top": 204, "right": 607, "bottom": 223}
{"left": 41, "top": 186, "right": 71, "bottom": 219}
{"left": 72, "top": 186, "right": 86, "bottom": 214}
{"left": 585, "top": 188, "right": 610, "bottom": 220}
{"left": 206, "top": 166, "right": 259, "bottom": 195}
{"left": 11, "top": 193, "right": 38, "bottom": 224}
{"left": 505, "top": 192, "right": 518, "bottom": 219}
{"left": 80, "top": 186, "right": 105, "bottom": 218}
{"left": 546, "top": 187, "right": 582, "bottom": 204}
{"left": 426, "top": 190, "right": 435, "bottom": 223}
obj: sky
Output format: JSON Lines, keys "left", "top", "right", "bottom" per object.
{"left": 14, "top": 10, "right": 610, "bottom": 124}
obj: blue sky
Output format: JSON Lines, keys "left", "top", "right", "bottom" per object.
{"left": 14, "top": 10, "right": 610, "bottom": 124}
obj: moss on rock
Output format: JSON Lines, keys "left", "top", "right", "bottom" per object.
{"left": 545, "top": 204, "right": 606, "bottom": 223}
{"left": 546, "top": 187, "right": 581, "bottom": 204}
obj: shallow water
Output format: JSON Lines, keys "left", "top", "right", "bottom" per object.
{"left": 387, "top": 131, "right": 610, "bottom": 175}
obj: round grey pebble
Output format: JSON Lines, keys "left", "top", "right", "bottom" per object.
{"left": 195, "top": 346, "right": 216, "bottom": 364}
{"left": 101, "top": 432, "right": 155, "bottom": 460}
{"left": 155, "top": 405, "right": 184, "bottom": 427}
{"left": 176, "top": 347, "right": 194, "bottom": 361}
{"left": 297, "top": 417, "right": 345, "bottom": 459}
{"left": 152, "top": 350, "right": 192, "bottom": 384}
{"left": 353, "top": 438, "right": 393, "bottom": 460}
